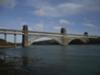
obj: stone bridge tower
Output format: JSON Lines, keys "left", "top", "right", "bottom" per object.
{"left": 60, "top": 27, "right": 67, "bottom": 45}
{"left": 60, "top": 27, "right": 66, "bottom": 34}
{"left": 22, "top": 25, "right": 29, "bottom": 47}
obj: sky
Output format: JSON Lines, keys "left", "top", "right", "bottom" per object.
{"left": 0, "top": 0, "right": 100, "bottom": 42}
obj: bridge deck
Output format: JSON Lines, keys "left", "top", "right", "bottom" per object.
{"left": 0, "top": 28, "right": 99, "bottom": 38}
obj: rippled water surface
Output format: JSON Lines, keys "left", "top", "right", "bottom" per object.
{"left": 0, "top": 45, "right": 100, "bottom": 75}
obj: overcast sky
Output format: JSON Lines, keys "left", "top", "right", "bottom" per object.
{"left": 0, "top": 0, "right": 100, "bottom": 41}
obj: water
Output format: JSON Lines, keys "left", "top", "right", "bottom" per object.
{"left": 0, "top": 45, "right": 100, "bottom": 75}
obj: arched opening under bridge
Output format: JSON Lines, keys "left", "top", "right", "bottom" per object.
{"left": 30, "top": 37, "right": 61, "bottom": 45}
{"left": 68, "top": 39, "right": 86, "bottom": 45}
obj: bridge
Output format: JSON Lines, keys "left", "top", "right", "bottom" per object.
{"left": 0, "top": 25, "right": 99, "bottom": 47}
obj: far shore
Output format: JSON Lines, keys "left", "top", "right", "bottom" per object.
{"left": 0, "top": 46, "right": 17, "bottom": 48}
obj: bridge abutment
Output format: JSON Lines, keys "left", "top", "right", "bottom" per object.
{"left": 22, "top": 25, "right": 29, "bottom": 47}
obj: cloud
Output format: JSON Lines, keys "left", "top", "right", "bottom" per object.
{"left": 34, "top": 3, "right": 83, "bottom": 17}
{"left": 0, "top": 26, "right": 6, "bottom": 29}
{"left": 53, "top": 26, "right": 62, "bottom": 32}
{"left": 34, "top": 8, "right": 46, "bottom": 16}
{"left": 84, "top": 23, "right": 100, "bottom": 32}
{"left": 25, "top": 0, "right": 49, "bottom": 8}
{"left": 53, "top": 19, "right": 72, "bottom": 32}
{"left": 34, "top": 6, "right": 61, "bottom": 17}
{"left": 81, "top": 0, "right": 100, "bottom": 12}
{"left": 59, "top": 19, "right": 71, "bottom": 26}
{"left": 25, "top": 0, "right": 100, "bottom": 17}
{"left": 86, "top": 4, "right": 100, "bottom": 11}
{"left": 58, "top": 3, "right": 83, "bottom": 13}
{"left": 84, "top": 23, "right": 96, "bottom": 28}
{"left": 0, "top": 0, "right": 16, "bottom": 8}
{"left": 83, "top": 23, "right": 100, "bottom": 35}
{"left": 33, "top": 23, "right": 44, "bottom": 31}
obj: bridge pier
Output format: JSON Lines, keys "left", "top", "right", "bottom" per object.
{"left": 60, "top": 27, "right": 67, "bottom": 46}
{"left": 4, "top": 33, "right": 7, "bottom": 41}
{"left": 14, "top": 34, "right": 17, "bottom": 47}
{"left": 22, "top": 25, "right": 29, "bottom": 47}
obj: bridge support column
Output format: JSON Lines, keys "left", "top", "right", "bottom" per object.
{"left": 4, "top": 33, "right": 7, "bottom": 41}
{"left": 60, "top": 27, "right": 67, "bottom": 46}
{"left": 61, "top": 36, "right": 68, "bottom": 46}
{"left": 14, "top": 34, "right": 16, "bottom": 47}
{"left": 22, "top": 25, "right": 28, "bottom": 47}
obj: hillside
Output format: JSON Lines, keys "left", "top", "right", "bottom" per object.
{"left": 69, "top": 37, "right": 100, "bottom": 45}
{"left": 32, "top": 39, "right": 60, "bottom": 45}
{"left": 0, "top": 39, "right": 14, "bottom": 47}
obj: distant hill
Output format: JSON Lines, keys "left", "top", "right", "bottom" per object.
{"left": 69, "top": 37, "right": 100, "bottom": 45}
{"left": 87, "top": 37, "right": 100, "bottom": 44}
{"left": 69, "top": 39, "right": 85, "bottom": 45}
{"left": 32, "top": 39, "right": 60, "bottom": 45}
{"left": 0, "top": 39, "right": 14, "bottom": 47}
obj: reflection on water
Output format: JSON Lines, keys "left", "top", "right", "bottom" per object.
{"left": 0, "top": 45, "right": 100, "bottom": 75}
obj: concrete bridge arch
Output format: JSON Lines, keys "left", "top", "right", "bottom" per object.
{"left": 28, "top": 36, "right": 63, "bottom": 45}
{"left": 28, "top": 35, "right": 89, "bottom": 45}
{"left": 66, "top": 37, "right": 89, "bottom": 45}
